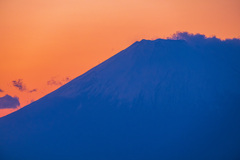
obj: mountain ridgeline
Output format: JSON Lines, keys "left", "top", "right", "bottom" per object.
{"left": 1, "top": 34, "right": 240, "bottom": 160}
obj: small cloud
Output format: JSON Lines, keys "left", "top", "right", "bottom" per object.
{"left": 12, "top": 79, "right": 26, "bottom": 91}
{"left": 64, "top": 77, "right": 71, "bottom": 82}
{"left": 47, "top": 77, "right": 71, "bottom": 86}
{"left": 12, "top": 79, "right": 37, "bottom": 93}
{"left": 0, "top": 94, "right": 20, "bottom": 109}
{"left": 0, "top": 89, "right": 3, "bottom": 92}
{"left": 47, "top": 79, "right": 62, "bottom": 86}
{"left": 29, "top": 89, "right": 37, "bottom": 93}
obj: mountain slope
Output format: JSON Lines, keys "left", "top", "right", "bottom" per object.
{"left": 1, "top": 36, "right": 240, "bottom": 160}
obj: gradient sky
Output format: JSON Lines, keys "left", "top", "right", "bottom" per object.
{"left": 1, "top": 0, "right": 240, "bottom": 117}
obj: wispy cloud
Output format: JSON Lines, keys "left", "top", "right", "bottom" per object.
{"left": 12, "top": 79, "right": 26, "bottom": 91}
{"left": 12, "top": 79, "right": 37, "bottom": 93}
{"left": 47, "top": 79, "right": 62, "bottom": 86}
{"left": 0, "top": 95, "right": 20, "bottom": 109}
{"left": 47, "top": 77, "right": 71, "bottom": 86}
{"left": 29, "top": 89, "right": 37, "bottom": 93}
{"left": 0, "top": 89, "right": 3, "bottom": 92}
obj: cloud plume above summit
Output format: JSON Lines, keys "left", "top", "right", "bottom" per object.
{"left": 170, "top": 32, "right": 240, "bottom": 44}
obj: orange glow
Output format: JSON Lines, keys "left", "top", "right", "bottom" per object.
{"left": 1, "top": 0, "right": 240, "bottom": 117}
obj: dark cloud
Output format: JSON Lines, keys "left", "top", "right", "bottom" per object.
{"left": 12, "top": 79, "right": 26, "bottom": 91}
{"left": 0, "top": 89, "right": 3, "bottom": 92}
{"left": 47, "top": 79, "right": 62, "bottom": 86}
{"left": 65, "top": 77, "right": 71, "bottom": 82}
{"left": 47, "top": 77, "right": 71, "bottom": 86}
{"left": 12, "top": 79, "right": 37, "bottom": 93}
{"left": 0, "top": 95, "right": 20, "bottom": 109}
{"left": 29, "top": 89, "right": 37, "bottom": 93}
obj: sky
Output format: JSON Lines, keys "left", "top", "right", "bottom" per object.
{"left": 0, "top": 0, "right": 240, "bottom": 117}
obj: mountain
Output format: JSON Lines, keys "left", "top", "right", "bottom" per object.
{"left": 1, "top": 34, "right": 240, "bottom": 160}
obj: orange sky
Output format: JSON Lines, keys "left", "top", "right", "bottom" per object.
{"left": 1, "top": 0, "right": 240, "bottom": 117}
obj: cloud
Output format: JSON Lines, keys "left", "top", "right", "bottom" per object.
{"left": 29, "top": 89, "right": 37, "bottom": 93}
{"left": 0, "top": 89, "right": 3, "bottom": 92}
{"left": 47, "top": 77, "right": 71, "bottom": 86}
{"left": 12, "top": 79, "right": 26, "bottom": 91}
{"left": 65, "top": 77, "right": 71, "bottom": 82}
{"left": 47, "top": 79, "right": 62, "bottom": 86}
{"left": 168, "top": 32, "right": 240, "bottom": 49}
{"left": 12, "top": 79, "right": 37, "bottom": 93}
{"left": 171, "top": 32, "right": 206, "bottom": 40}
{"left": 0, "top": 95, "right": 20, "bottom": 109}
{"left": 170, "top": 32, "right": 222, "bottom": 44}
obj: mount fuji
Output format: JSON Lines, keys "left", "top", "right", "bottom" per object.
{"left": 1, "top": 33, "right": 240, "bottom": 160}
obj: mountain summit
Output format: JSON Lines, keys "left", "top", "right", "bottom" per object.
{"left": 1, "top": 34, "right": 240, "bottom": 160}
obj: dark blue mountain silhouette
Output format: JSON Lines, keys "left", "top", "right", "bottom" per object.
{"left": 1, "top": 33, "right": 240, "bottom": 160}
